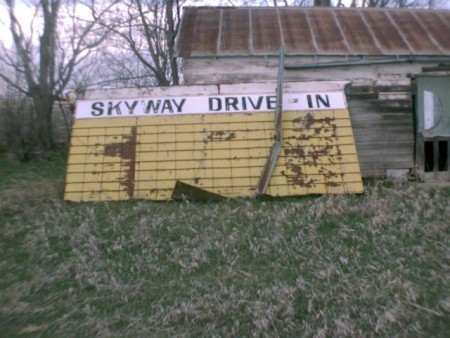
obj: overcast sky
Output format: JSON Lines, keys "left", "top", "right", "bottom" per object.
{"left": 1, "top": 0, "right": 449, "bottom": 47}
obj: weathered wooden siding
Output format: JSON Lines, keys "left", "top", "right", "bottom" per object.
{"left": 347, "top": 80, "right": 414, "bottom": 177}
{"left": 182, "top": 56, "right": 419, "bottom": 177}
{"left": 182, "top": 56, "right": 426, "bottom": 85}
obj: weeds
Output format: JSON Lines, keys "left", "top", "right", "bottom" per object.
{"left": 1, "top": 154, "right": 449, "bottom": 336}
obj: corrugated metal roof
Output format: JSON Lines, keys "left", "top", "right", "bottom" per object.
{"left": 176, "top": 7, "right": 450, "bottom": 57}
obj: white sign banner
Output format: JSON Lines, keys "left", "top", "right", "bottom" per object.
{"left": 75, "top": 92, "right": 347, "bottom": 119}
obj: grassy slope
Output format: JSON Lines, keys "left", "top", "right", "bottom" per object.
{"left": 0, "top": 152, "right": 449, "bottom": 337}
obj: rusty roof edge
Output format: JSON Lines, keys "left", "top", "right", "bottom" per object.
{"left": 276, "top": 7, "right": 285, "bottom": 51}
{"left": 436, "top": 11, "right": 450, "bottom": 30}
{"left": 177, "top": 6, "right": 450, "bottom": 58}
{"left": 432, "top": 12, "right": 450, "bottom": 53}
{"left": 304, "top": 8, "right": 319, "bottom": 55}
{"left": 358, "top": 10, "right": 383, "bottom": 54}
{"left": 386, "top": 10, "right": 415, "bottom": 55}
{"left": 409, "top": 10, "right": 445, "bottom": 54}
{"left": 216, "top": 8, "right": 223, "bottom": 55}
{"left": 331, "top": 9, "right": 352, "bottom": 54}
{"left": 181, "top": 6, "right": 450, "bottom": 12}
{"left": 410, "top": 10, "right": 447, "bottom": 54}
{"left": 184, "top": 52, "right": 450, "bottom": 58}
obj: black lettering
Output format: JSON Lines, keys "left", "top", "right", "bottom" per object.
{"left": 107, "top": 101, "right": 122, "bottom": 115}
{"left": 307, "top": 95, "right": 313, "bottom": 108}
{"left": 144, "top": 100, "right": 161, "bottom": 114}
{"left": 91, "top": 102, "right": 104, "bottom": 116}
{"left": 124, "top": 100, "right": 138, "bottom": 115}
{"left": 316, "top": 94, "right": 330, "bottom": 108}
{"left": 172, "top": 98, "right": 186, "bottom": 113}
{"left": 225, "top": 97, "right": 239, "bottom": 111}
{"left": 209, "top": 97, "right": 222, "bottom": 111}
{"left": 161, "top": 100, "right": 174, "bottom": 113}
{"left": 241, "top": 96, "right": 247, "bottom": 110}
{"left": 248, "top": 96, "right": 264, "bottom": 110}
{"left": 266, "top": 96, "right": 277, "bottom": 110}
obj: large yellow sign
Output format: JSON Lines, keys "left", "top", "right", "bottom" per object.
{"left": 64, "top": 86, "right": 363, "bottom": 201}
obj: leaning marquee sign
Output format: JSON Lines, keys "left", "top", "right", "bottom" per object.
{"left": 64, "top": 82, "right": 363, "bottom": 201}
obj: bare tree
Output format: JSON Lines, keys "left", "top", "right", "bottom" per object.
{"left": 0, "top": 0, "right": 112, "bottom": 157}
{"left": 94, "top": 0, "right": 183, "bottom": 87}
{"left": 77, "top": 49, "right": 158, "bottom": 89}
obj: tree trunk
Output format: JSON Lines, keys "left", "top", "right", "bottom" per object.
{"left": 314, "top": 0, "right": 331, "bottom": 6}
{"left": 166, "top": 0, "right": 179, "bottom": 85}
{"left": 3, "top": 0, "right": 109, "bottom": 159}
{"left": 32, "top": 92, "right": 56, "bottom": 156}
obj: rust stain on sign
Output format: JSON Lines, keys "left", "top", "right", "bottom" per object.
{"left": 292, "top": 113, "right": 332, "bottom": 129}
{"left": 207, "top": 131, "right": 237, "bottom": 141}
{"left": 281, "top": 112, "right": 350, "bottom": 190}
{"left": 281, "top": 162, "right": 317, "bottom": 188}
{"left": 103, "top": 126, "right": 137, "bottom": 198}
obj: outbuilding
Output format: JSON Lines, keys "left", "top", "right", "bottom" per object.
{"left": 64, "top": 6, "right": 450, "bottom": 201}
{"left": 176, "top": 6, "right": 450, "bottom": 182}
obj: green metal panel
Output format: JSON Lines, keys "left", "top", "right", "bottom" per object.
{"left": 417, "top": 76, "right": 450, "bottom": 137}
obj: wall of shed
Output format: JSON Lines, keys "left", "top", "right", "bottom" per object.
{"left": 182, "top": 56, "right": 425, "bottom": 85}
{"left": 182, "top": 56, "right": 419, "bottom": 177}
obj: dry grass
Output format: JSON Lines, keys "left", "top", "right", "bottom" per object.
{"left": 1, "top": 154, "right": 449, "bottom": 337}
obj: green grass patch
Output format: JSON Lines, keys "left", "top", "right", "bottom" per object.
{"left": 1, "top": 152, "right": 449, "bottom": 337}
